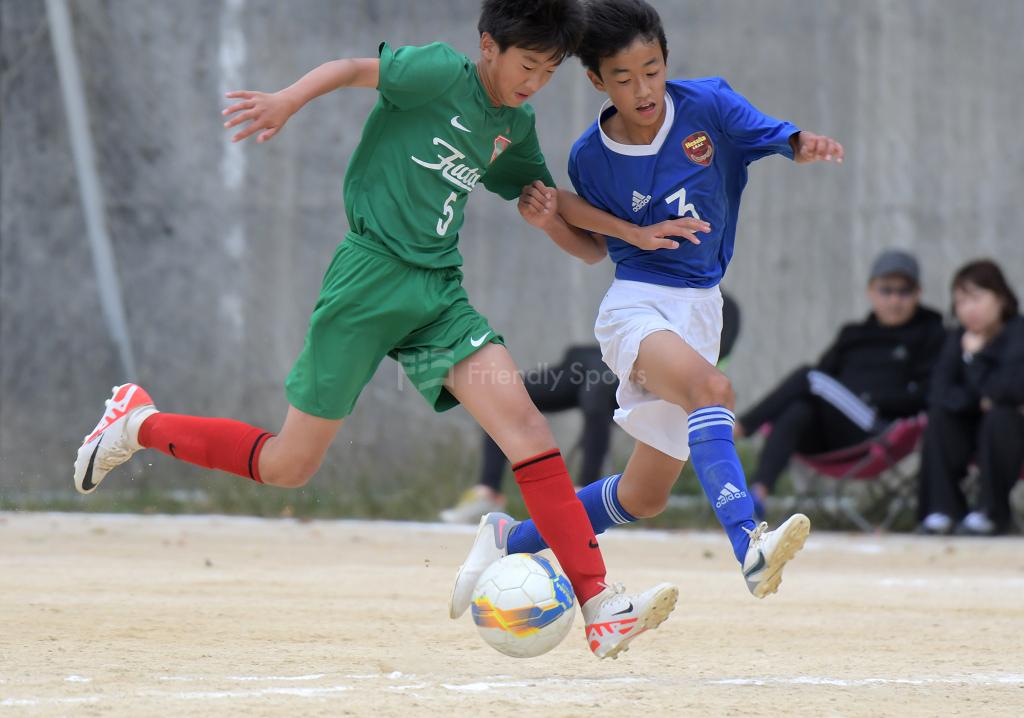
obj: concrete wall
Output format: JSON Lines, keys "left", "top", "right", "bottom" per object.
{"left": 3, "top": 0, "right": 1022, "bottom": 500}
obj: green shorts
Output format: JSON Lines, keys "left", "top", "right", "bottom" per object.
{"left": 285, "top": 234, "right": 503, "bottom": 420}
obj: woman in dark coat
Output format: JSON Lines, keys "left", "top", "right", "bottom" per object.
{"left": 918, "top": 260, "right": 1024, "bottom": 535}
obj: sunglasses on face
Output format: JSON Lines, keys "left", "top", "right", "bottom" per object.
{"left": 876, "top": 285, "right": 916, "bottom": 297}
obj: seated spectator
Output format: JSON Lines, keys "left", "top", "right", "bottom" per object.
{"left": 917, "top": 260, "right": 1024, "bottom": 535}
{"left": 735, "top": 250, "right": 945, "bottom": 513}
{"left": 441, "top": 293, "right": 741, "bottom": 523}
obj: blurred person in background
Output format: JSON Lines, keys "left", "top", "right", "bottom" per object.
{"left": 442, "top": 293, "right": 740, "bottom": 523}
{"left": 735, "top": 249, "right": 946, "bottom": 515}
{"left": 917, "top": 259, "right": 1024, "bottom": 536}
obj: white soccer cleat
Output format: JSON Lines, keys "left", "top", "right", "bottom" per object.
{"left": 741, "top": 513, "right": 811, "bottom": 598}
{"left": 449, "top": 511, "right": 516, "bottom": 619}
{"left": 73, "top": 384, "right": 158, "bottom": 495}
{"left": 582, "top": 582, "right": 678, "bottom": 660}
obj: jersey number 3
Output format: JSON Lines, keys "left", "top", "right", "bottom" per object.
{"left": 665, "top": 186, "right": 701, "bottom": 221}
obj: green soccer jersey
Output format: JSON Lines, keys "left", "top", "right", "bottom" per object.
{"left": 342, "top": 42, "right": 556, "bottom": 268}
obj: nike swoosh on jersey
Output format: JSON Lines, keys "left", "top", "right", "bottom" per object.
{"left": 450, "top": 115, "right": 471, "bottom": 133}
{"left": 470, "top": 331, "right": 492, "bottom": 347}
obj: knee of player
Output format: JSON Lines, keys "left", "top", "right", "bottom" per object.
{"left": 264, "top": 460, "right": 320, "bottom": 488}
{"left": 517, "top": 408, "right": 556, "bottom": 447}
{"left": 700, "top": 372, "right": 735, "bottom": 409}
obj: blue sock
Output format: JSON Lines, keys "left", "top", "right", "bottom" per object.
{"left": 507, "top": 473, "right": 636, "bottom": 554}
{"left": 751, "top": 491, "right": 766, "bottom": 522}
{"left": 688, "top": 406, "right": 757, "bottom": 563}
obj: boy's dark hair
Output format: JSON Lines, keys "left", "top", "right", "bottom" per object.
{"left": 952, "top": 259, "right": 1020, "bottom": 322}
{"left": 478, "top": 0, "right": 585, "bottom": 63}
{"left": 578, "top": 0, "right": 668, "bottom": 77}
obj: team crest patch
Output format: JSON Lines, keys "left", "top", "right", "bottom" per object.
{"left": 490, "top": 134, "right": 512, "bottom": 164}
{"left": 683, "top": 131, "right": 714, "bottom": 167}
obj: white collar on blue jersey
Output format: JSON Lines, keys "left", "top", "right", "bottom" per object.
{"left": 597, "top": 93, "right": 675, "bottom": 156}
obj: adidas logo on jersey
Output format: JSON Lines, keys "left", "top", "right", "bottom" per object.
{"left": 715, "top": 482, "right": 748, "bottom": 509}
{"left": 631, "top": 190, "right": 652, "bottom": 213}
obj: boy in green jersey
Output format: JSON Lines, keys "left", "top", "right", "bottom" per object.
{"left": 72, "top": 1, "right": 701, "bottom": 659}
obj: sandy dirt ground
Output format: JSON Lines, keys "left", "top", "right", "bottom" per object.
{"left": 1, "top": 511, "right": 1022, "bottom": 717}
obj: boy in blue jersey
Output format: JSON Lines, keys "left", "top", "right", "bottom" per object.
{"left": 454, "top": 0, "right": 844, "bottom": 604}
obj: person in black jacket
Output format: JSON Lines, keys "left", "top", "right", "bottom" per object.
{"left": 736, "top": 250, "right": 946, "bottom": 512}
{"left": 918, "top": 260, "right": 1024, "bottom": 536}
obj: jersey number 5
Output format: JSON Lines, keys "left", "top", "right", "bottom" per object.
{"left": 437, "top": 192, "right": 458, "bottom": 235}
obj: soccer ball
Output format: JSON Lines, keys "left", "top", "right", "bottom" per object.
{"left": 470, "top": 553, "right": 576, "bottom": 658}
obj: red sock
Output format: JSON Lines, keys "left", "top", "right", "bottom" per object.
{"left": 513, "top": 449, "right": 606, "bottom": 604}
{"left": 138, "top": 414, "right": 274, "bottom": 483}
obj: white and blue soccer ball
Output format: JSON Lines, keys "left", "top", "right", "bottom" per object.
{"left": 470, "top": 553, "right": 576, "bottom": 658}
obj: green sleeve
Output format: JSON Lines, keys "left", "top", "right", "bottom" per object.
{"left": 481, "top": 112, "right": 556, "bottom": 201}
{"left": 377, "top": 42, "right": 463, "bottom": 110}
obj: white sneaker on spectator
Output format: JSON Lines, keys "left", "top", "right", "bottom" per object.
{"left": 959, "top": 511, "right": 996, "bottom": 536}
{"left": 921, "top": 512, "right": 953, "bottom": 534}
{"left": 439, "top": 486, "right": 505, "bottom": 524}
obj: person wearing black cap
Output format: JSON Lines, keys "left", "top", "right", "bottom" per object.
{"left": 735, "top": 249, "right": 946, "bottom": 515}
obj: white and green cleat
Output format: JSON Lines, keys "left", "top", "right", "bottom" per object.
{"left": 742, "top": 514, "right": 811, "bottom": 598}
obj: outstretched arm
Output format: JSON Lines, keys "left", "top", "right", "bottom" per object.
{"left": 519, "top": 183, "right": 711, "bottom": 261}
{"left": 222, "top": 58, "right": 380, "bottom": 143}
{"left": 789, "top": 130, "right": 844, "bottom": 164}
{"left": 557, "top": 189, "right": 710, "bottom": 251}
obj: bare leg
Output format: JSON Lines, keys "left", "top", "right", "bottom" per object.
{"left": 631, "top": 330, "right": 757, "bottom": 563}
{"left": 618, "top": 441, "right": 686, "bottom": 518}
{"left": 257, "top": 406, "right": 343, "bottom": 488}
{"left": 445, "top": 343, "right": 556, "bottom": 462}
{"left": 445, "top": 342, "right": 606, "bottom": 604}
{"left": 631, "top": 330, "right": 734, "bottom": 412}
{"left": 609, "top": 330, "right": 730, "bottom": 518}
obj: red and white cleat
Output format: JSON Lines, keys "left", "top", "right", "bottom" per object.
{"left": 73, "top": 384, "right": 158, "bottom": 494}
{"left": 582, "top": 581, "right": 678, "bottom": 659}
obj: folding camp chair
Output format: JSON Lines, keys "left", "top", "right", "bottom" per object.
{"left": 789, "top": 414, "right": 928, "bottom": 532}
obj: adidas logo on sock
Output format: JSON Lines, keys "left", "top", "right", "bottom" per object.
{"left": 631, "top": 190, "right": 652, "bottom": 213}
{"left": 715, "top": 482, "right": 748, "bottom": 509}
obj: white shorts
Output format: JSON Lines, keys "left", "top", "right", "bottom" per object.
{"left": 594, "top": 279, "right": 723, "bottom": 461}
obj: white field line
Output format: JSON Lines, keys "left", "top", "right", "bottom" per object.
{"left": 5, "top": 672, "right": 1024, "bottom": 708}
{"left": 708, "top": 674, "right": 1024, "bottom": 687}
{"left": 16, "top": 510, "right": 1018, "bottom": 550}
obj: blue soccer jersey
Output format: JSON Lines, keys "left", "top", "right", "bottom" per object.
{"left": 568, "top": 78, "right": 799, "bottom": 288}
